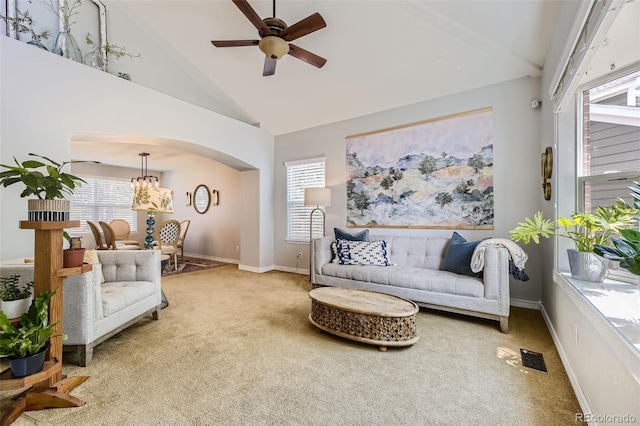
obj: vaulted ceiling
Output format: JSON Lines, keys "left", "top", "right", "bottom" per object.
{"left": 71, "top": 0, "right": 638, "bottom": 171}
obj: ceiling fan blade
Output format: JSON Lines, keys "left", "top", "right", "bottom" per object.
{"left": 263, "top": 57, "right": 277, "bottom": 76}
{"left": 232, "top": 0, "right": 271, "bottom": 35}
{"left": 288, "top": 44, "right": 327, "bottom": 68}
{"left": 279, "top": 12, "right": 326, "bottom": 42}
{"left": 211, "top": 40, "right": 260, "bottom": 47}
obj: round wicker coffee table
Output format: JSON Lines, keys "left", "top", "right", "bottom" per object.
{"left": 309, "top": 287, "right": 419, "bottom": 351}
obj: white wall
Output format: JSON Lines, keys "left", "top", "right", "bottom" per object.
{"left": 539, "top": 0, "right": 640, "bottom": 419}
{"left": 274, "top": 76, "right": 543, "bottom": 305}
{"left": 0, "top": 36, "right": 274, "bottom": 271}
{"left": 163, "top": 158, "right": 242, "bottom": 263}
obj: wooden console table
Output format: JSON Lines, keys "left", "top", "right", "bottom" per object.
{"left": 0, "top": 221, "right": 90, "bottom": 426}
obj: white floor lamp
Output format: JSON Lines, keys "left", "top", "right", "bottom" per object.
{"left": 304, "top": 187, "right": 331, "bottom": 240}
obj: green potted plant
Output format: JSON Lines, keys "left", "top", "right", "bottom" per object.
{"left": 510, "top": 200, "right": 639, "bottom": 282}
{"left": 594, "top": 229, "right": 640, "bottom": 276}
{"left": 0, "top": 291, "right": 57, "bottom": 378}
{"left": 0, "top": 9, "right": 51, "bottom": 51}
{"left": 0, "top": 274, "right": 33, "bottom": 319}
{"left": 594, "top": 181, "right": 640, "bottom": 277}
{"left": 63, "top": 232, "right": 85, "bottom": 268}
{"left": 0, "top": 153, "right": 98, "bottom": 221}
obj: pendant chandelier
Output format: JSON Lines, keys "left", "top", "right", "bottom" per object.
{"left": 130, "top": 152, "right": 159, "bottom": 188}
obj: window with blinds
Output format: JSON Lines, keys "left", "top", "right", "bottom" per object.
{"left": 286, "top": 157, "right": 326, "bottom": 242}
{"left": 68, "top": 177, "right": 137, "bottom": 234}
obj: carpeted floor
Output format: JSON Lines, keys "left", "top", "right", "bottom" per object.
{"left": 0, "top": 265, "right": 584, "bottom": 425}
{"left": 161, "top": 256, "right": 227, "bottom": 276}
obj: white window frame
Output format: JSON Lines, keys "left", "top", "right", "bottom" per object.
{"left": 576, "top": 65, "right": 640, "bottom": 284}
{"left": 285, "top": 157, "right": 326, "bottom": 243}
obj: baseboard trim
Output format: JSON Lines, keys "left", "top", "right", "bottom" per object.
{"left": 540, "top": 304, "right": 593, "bottom": 423}
{"left": 238, "top": 264, "right": 275, "bottom": 273}
{"left": 183, "top": 252, "right": 239, "bottom": 265}
{"left": 274, "top": 265, "right": 310, "bottom": 275}
{"left": 510, "top": 298, "right": 540, "bottom": 310}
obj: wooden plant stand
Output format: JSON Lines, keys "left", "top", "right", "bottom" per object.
{"left": 0, "top": 221, "right": 90, "bottom": 426}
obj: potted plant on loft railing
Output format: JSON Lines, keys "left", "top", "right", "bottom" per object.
{"left": 0, "top": 291, "right": 57, "bottom": 378}
{"left": 509, "top": 200, "right": 639, "bottom": 282}
{"left": 0, "top": 153, "right": 99, "bottom": 221}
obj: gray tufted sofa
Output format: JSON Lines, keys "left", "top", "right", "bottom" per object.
{"left": 0, "top": 250, "right": 162, "bottom": 365}
{"left": 310, "top": 236, "right": 510, "bottom": 333}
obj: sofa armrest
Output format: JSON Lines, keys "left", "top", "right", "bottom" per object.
{"left": 482, "top": 246, "right": 510, "bottom": 316}
{"left": 311, "top": 237, "right": 334, "bottom": 283}
{"left": 63, "top": 264, "right": 102, "bottom": 345}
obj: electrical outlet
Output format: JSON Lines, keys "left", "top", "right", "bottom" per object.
{"left": 236, "top": 245, "right": 240, "bottom": 252}
{"left": 573, "top": 325, "right": 579, "bottom": 347}
{"left": 297, "top": 252, "right": 303, "bottom": 259}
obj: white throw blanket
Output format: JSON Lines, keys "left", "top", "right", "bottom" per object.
{"left": 470, "top": 238, "right": 528, "bottom": 273}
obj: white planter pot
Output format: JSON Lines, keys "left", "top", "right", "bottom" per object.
{"left": 1, "top": 296, "right": 32, "bottom": 319}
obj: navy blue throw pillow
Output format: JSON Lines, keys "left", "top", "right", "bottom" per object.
{"left": 441, "top": 232, "right": 484, "bottom": 278}
{"left": 334, "top": 228, "right": 369, "bottom": 242}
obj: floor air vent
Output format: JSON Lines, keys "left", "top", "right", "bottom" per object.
{"left": 520, "top": 349, "right": 547, "bottom": 372}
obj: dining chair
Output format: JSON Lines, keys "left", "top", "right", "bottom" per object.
{"left": 99, "top": 221, "right": 139, "bottom": 250}
{"left": 109, "top": 219, "right": 140, "bottom": 247}
{"left": 155, "top": 220, "right": 181, "bottom": 270}
{"left": 177, "top": 220, "right": 191, "bottom": 263}
{"left": 87, "top": 221, "right": 107, "bottom": 250}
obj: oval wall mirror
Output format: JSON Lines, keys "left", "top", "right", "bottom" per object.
{"left": 193, "top": 184, "right": 211, "bottom": 214}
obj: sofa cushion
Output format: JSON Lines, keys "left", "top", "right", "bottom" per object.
{"left": 441, "top": 232, "right": 484, "bottom": 278}
{"left": 336, "top": 239, "right": 391, "bottom": 266}
{"left": 321, "top": 264, "right": 484, "bottom": 298}
{"left": 101, "top": 280, "right": 155, "bottom": 317}
{"left": 334, "top": 228, "right": 369, "bottom": 241}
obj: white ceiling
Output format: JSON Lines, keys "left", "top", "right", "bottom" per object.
{"left": 71, "top": 0, "right": 637, "bottom": 171}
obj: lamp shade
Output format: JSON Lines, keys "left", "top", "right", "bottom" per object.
{"left": 132, "top": 186, "right": 174, "bottom": 213}
{"left": 304, "top": 187, "right": 331, "bottom": 207}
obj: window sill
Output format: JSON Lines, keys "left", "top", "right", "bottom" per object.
{"left": 285, "top": 239, "right": 309, "bottom": 245}
{"left": 554, "top": 271, "right": 640, "bottom": 355}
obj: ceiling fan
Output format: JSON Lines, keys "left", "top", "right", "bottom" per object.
{"left": 211, "top": 0, "right": 327, "bottom": 76}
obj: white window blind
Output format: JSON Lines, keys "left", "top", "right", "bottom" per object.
{"left": 286, "top": 157, "right": 325, "bottom": 241}
{"left": 68, "top": 176, "right": 137, "bottom": 234}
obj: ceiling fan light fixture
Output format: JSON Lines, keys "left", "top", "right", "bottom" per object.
{"left": 258, "top": 36, "right": 289, "bottom": 60}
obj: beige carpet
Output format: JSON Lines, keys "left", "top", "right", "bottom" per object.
{"left": 1, "top": 266, "right": 584, "bottom": 425}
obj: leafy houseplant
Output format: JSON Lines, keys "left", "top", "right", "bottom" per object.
{"left": 510, "top": 201, "right": 639, "bottom": 282}
{"left": 0, "top": 153, "right": 93, "bottom": 200}
{"left": 594, "top": 181, "right": 640, "bottom": 276}
{"left": 0, "top": 274, "right": 33, "bottom": 302}
{"left": 510, "top": 201, "right": 639, "bottom": 252}
{"left": 595, "top": 229, "right": 640, "bottom": 276}
{"left": 0, "top": 291, "right": 57, "bottom": 377}
{"left": 0, "top": 153, "right": 98, "bottom": 221}
{"left": 0, "top": 274, "right": 33, "bottom": 320}
{"left": 84, "top": 33, "right": 141, "bottom": 77}
{"left": 0, "top": 9, "right": 51, "bottom": 50}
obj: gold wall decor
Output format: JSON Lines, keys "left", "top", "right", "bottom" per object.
{"left": 541, "top": 147, "right": 553, "bottom": 201}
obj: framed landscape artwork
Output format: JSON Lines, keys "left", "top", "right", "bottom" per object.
{"left": 345, "top": 107, "right": 494, "bottom": 229}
